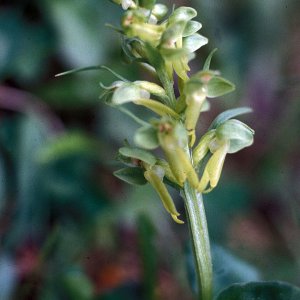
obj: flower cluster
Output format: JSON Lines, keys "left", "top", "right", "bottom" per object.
{"left": 105, "top": 0, "right": 254, "bottom": 224}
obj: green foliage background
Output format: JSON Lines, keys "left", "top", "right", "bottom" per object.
{"left": 0, "top": 0, "right": 299, "bottom": 299}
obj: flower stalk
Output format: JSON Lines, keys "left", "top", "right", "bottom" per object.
{"left": 183, "top": 182, "right": 212, "bottom": 300}
{"left": 58, "top": 1, "right": 254, "bottom": 299}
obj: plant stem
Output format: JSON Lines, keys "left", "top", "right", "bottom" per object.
{"left": 183, "top": 182, "right": 213, "bottom": 300}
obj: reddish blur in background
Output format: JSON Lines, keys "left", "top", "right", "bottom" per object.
{"left": 0, "top": 0, "right": 299, "bottom": 299}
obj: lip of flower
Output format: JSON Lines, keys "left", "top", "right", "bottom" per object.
{"left": 195, "top": 119, "right": 254, "bottom": 193}
{"left": 197, "top": 141, "right": 229, "bottom": 193}
{"left": 144, "top": 167, "right": 184, "bottom": 224}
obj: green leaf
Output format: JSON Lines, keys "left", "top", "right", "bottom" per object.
{"left": 37, "top": 132, "right": 99, "bottom": 164}
{"left": 62, "top": 269, "right": 94, "bottom": 300}
{"left": 216, "top": 281, "right": 300, "bottom": 300}
{"left": 212, "top": 245, "right": 261, "bottom": 296}
{"left": 203, "top": 48, "right": 218, "bottom": 71}
{"left": 209, "top": 107, "right": 253, "bottom": 130}
{"left": 137, "top": 214, "right": 157, "bottom": 300}
{"left": 216, "top": 119, "right": 254, "bottom": 153}
{"left": 134, "top": 126, "right": 159, "bottom": 150}
{"left": 119, "top": 147, "right": 157, "bottom": 166}
{"left": 114, "top": 167, "right": 147, "bottom": 185}
{"left": 183, "top": 33, "right": 208, "bottom": 53}
{"left": 206, "top": 76, "right": 235, "bottom": 98}
{"left": 183, "top": 21, "right": 202, "bottom": 37}
{"left": 169, "top": 7, "right": 197, "bottom": 24}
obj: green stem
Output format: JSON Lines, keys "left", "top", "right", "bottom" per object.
{"left": 183, "top": 182, "right": 213, "bottom": 300}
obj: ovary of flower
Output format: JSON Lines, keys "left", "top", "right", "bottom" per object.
{"left": 144, "top": 168, "right": 184, "bottom": 224}
{"left": 198, "top": 141, "right": 229, "bottom": 193}
{"left": 134, "top": 98, "right": 180, "bottom": 119}
{"left": 158, "top": 132, "right": 199, "bottom": 188}
{"left": 185, "top": 89, "right": 207, "bottom": 146}
{"left": 192, "top": 130, "right": 216, "bottom": 166}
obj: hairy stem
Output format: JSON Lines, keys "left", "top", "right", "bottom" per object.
{"left": 183, "top": 182, "right": 213, "bottom": 300}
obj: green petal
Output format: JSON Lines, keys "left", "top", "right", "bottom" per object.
{"left": 169, "top": 7, "right": 197, "bottom": 24}
{"left": 183, "top": 33, "right": 208, "bottom": 53}
{"left": 216, "top": 119, "right": 254, "bottom": 153}
{"left": 111, "top": 83, "right": 150, "bottom": 105}
{"left": 134, "top": 125, "right": 159, "bottom": 150}
{"left": 208, "top": 107, "right": 253, "bottom": 130}
{"left": 206, "top": 76, "right": 235, "bottom": 98}
{"left": 183, "top": 21, "right": 202, "bottom": 37}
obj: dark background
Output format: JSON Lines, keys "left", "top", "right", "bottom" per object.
{"left": 0, "top": 0, "right": 299, "bottom": 299}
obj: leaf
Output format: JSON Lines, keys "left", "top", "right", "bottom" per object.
{"left": 137, "top": 214, "right": 157, "bottom": 300}
{"left": 216, "top": 281, "right": 300, "bottom": 300}
{"left": 203, "top": 48, "right": 218, "bottom": 71}
{"left": 186, "top": 244, "right": 261, "bottom": 297}
{"left": 209, "top": 107, "right": 253, "bottom": 130}
{"left": 37, "top": 132, "right": 99, "bottom": 164}
{"left": 114, "top": 167, "right": 147, "bottom": 185}
{"left": 216, "top": 119, "right": 254, "bottom": 153}
{"left": 183, "top": 21, "right": 202, "bottom": 37}
{"left": 183, "top": 33, "right": 208, "bottom": 53}
{"left": 119, "top": 147, "right": 157, "bottom": 166}
{"left": 134, "top": 126, "right": 159, "bottom": 150}
{"left": 206, "top": 76, "right": 235, "bottom": 98}
{"left": 62, "top": 268, "right": 94, "bottom": 300}
{"left": 212, "top": 245, "right": 261, "bottom": 296}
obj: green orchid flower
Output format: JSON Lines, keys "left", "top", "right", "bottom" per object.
{"left": 195, "top": 119, "right": 254, "bottom": 193}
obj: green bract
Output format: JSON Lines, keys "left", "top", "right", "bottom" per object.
{"left": 119, "top": 146, "right": 157, "bottom": 166}
{"left": 114, "top": 167, "right": 148, "bottom": 185}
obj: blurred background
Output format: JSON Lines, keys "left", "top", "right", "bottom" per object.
{"left": 0, "top": 0, "right": 299, "bottom": 299}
